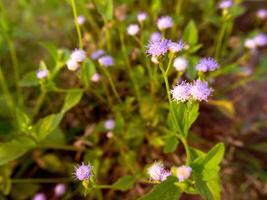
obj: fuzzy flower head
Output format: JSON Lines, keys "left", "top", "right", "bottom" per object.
{"left": 176, "top": 165, "right": 192, "bottom": 182}
{"left": 74, "top": 163, "right": 93, "bottom": 181}
{"left": 146, "top": 38, "right": 169, "bottom": 57}
{"left": 54, "top": 184, "right": 66, "bottom": 197}
{"left": 244, "top": 38, "right": 257, "bottom": 49}
{"left": 173, "top": 57, "right": 188, "bottom": 72}
{"left": 147, "top": 162, "right": 169, "bottom": 181}
{"left": 190, "top": 80, "right": 213, "bottom": 102}
{"left": 98, "top": 55, "right": 114, "bottom": 67}
{"left": 71, "top": 49, "right": 86, "bottom": 63}
{"left": 168, "top": 40, "right": 184, "bottom": 53}
{"left": 149, "top": 32, "right": 162, "bottom": 42}
{"left": 171, "top": 81, "right": 192, "bottom": 102}
{"left": 77, "top": 15, "right": 86, "bottom": 25}
{"left": 137, "top": 12, "right": 147, "bottom": 22}
{"left": 257, "top": 9, "right": 267, "bottom": 19}
{"left": 254, "top": 33, "right": 267, "bottom": 47}
{"left": 127, "top": 24, "right": 140, "bottom": 36}
{"left": 157, "top": 16, "right": 173, "bottom": 30}
{"left": 104, "top": 119, "right": 115, "bottom": 130}
{"left": 90, "top": 49, "right": 105, "bottom": 60}
{"left": 218, "top": 0, "right": 233, "bottom": 9}
{"left": 66, "top": 59, "right": 79, "bottom": 71}
{"left": 36, "top": 69, "right": 48, "bottom": 79}
{"left": 91, "top": 73, "right": 101, "bottom": 82}
{"left": 32, "top": 193, "right": 46, "bottom": 200}
{"left": 196, "top": 57, "right": 219, "bottom": 72}
{"left": 160, "top": 169, "right": 171, "bottom": 181}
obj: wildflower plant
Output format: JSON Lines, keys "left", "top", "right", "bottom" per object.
{"left": 0, "top": 0, "right": 266, "bottom": 200}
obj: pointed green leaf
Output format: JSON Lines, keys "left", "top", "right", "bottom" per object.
{"left": 137, "top": 176, "right": 181, "bottom": 200}
{"left": 111, "top": 175, "right": 135, "bottom": 191}
{"left": 61, "top": 89, "right": 83, "bottom": 113}
{"left": 183, "top": 20, "right": 198, "bottom": 45}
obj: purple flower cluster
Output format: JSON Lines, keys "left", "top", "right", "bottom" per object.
{"left": 147, "top": 162, "right": 171, "bottom": 182}
{"left": 196, "top": 57, "right": 219, "bottom": 72}
{"left": 90, "top": 49, "right": 105, "bottom": 60}
{"left": 66, "top": 49, "right": 86, "bottom": 71}
{"left": 171, "top": 80, "right": 213, "bottom": 102}
{"left": 146, "top": 38, "right": 169, "bottom": 57}
{"left": 157, "top": 16, "right": 173, "bottom": 30}
{"left": 146, "top": 38, "right": 184, "bottom": 58}
{"left": 218, "top": 0, "right": 233, "bottom": 9}
{"left": 99, "top": 55, "right": 114, "bottom": 67}
{"left": 245, "top": 33, "right": 267, "bottom": 49}
{"left": 74, "top": 163, "right": 93, "bottom": 181}
{"left": 168, "top": 40, "right": 184, "bottom": 53}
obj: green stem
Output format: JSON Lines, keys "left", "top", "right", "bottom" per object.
{"left": 37, "top": 144, "right": 85, "bottom": 152}
{"left": 181, "top": 136, "right": 191, "bottom": 165}
{"left": 70, "top": 0, "right": 83, "bottom": 49}
{"left": 159, "top": 63, "right": 177, "bottom": 127}
{"left": 119, "top": 32, "right": 141, "bottom": 102}
{"left": 104, "top": 19, "right": 111, "bottom": 51}
{"left": 176, "top": 0, "right": 184, "bottom": 16}
{"left": 95, "top": 185, "right": 112, "bottom": 189}
{"left": 0, "top": 67, "right": 14, "bottom": 110}
{"left": 32, "top": 88, "right": 46, "bottom": 117}
{"left": 101, "top": 66, "right": 122, "bottom": 104}
{"left": 11, "top": 178, "right": 72, "bottom": 184}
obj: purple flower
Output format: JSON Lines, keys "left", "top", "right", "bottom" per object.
{"left": 77, "top": 15, "right": 86, "bottom": 25}
{"left": 90, "top": 49, "right": 105, "bottom": 60}
{"left": 104, "top": 119, "right": 115, "bottom": 130}
{"left": 173, "top": 57, "right": 188, "bottom": 71}
{"left": 218, "top": 0, "right": 232, "bottom": 9}
{"left": 160, "top": 170, "right": 171, "bottom": 181}
{"left": 257, "top": 9, "right": 267, "bottom": 19}
{"left": 98, "top": 55, "right": 113, "bottom": 67}
{"left": 176, "top": 165, "right": 192, "bottom": 182}
{"left": 74, "top": 163, "right": 93, "bottom": 181}
{"left": 157, "top": 16, "right": 173, "bottom": 30}
{"left": 254, "top": 33, "right": 267, "bottom": 47}
{"left": 71, "top": 49, "right": 86, "bottom": 63}
{"left": 171, "top": 81, "right": 192, "bottom": 102}
{"left": 32, "top": 193, "right": 46, "bottom": 200}
{"left": 196, "top": 57, "right": 219, "bottom": 72}
{"left": 147, "top": 162, "right": 171, "bottom": 182}
{"left": 190, "top": 80, "right": 213, "bottom": 102}
{"left": 127, "top": 24, "right": 140, "bottom": 36}
{"left": 149, "top": 32, "right": 162, "bottom": 42}
{"left": 66, "top": 59, "right": 79, "bottom": 71}
{"left": 137, "top": 12, "right": 147, "bottom": 22}
{"left": 168, "top": 40, "right": 184, "bottom": 53}
{"left": 54, "top": 183, "right": 66, "bottom": 197}
{"left": 146, "top": 38, "right": 169, "bottom": 57}
{"left": 36, "top": 69, "right": 48, "bottom": 79}
{"left": 244, "top": 38, "right": 256, "bottom": 49}
{"left": 91, "top": 73, "right": 101, "bottom": 82}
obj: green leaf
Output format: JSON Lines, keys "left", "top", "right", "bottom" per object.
{"left": 169, "top": 101, "right": 199, "bottom": 137}
{"left": 0, "top": 136, "right": 36, "bottom": 166}
{"left": 39, "top": 42, "right": 58, "bottom": 63}
{"left": 80, "top": 59, "right": 96, "bottom": 88}
{"left": 93, "top": 0, "right": 113, "bottom": 20}
{"left": 111, "top": 175, "right": 135, "bottom": 191}
{"left": 138, "top": 176, "right": 181, "bottom": 200}
{"left": 164, "top": 135, "right": 179, "bottom": 153}
{"left": 34, "top": 113, "right": 63, "bottom": 141}
{"left": 183, "top": 20, "right": 198, "bottom": 46}
{"left": 195, "top": 174, "right": 221, "bottom": 200}
{"left": 19, "top": 71, "right": 39, "bottom": 87}
{"left": 15, "top": 108, "right": 32, "bottom": 133}
{"left": 0, "top": 177, "right": 11, "bottom": 195}
{"left": 200, "top": 143, "right": 225, "bottom": 168}
{"left": 61, "top": 89, "right": 83, "bottom": 113}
